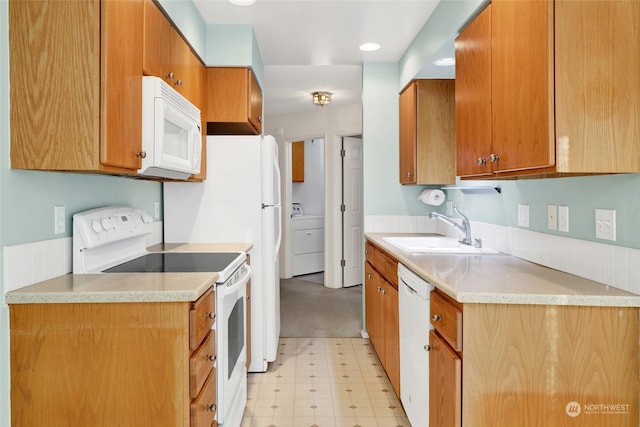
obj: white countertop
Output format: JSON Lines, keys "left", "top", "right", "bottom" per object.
{"left": 366, "top": 233, "right": 640, "bottom": 307}
{"left": 5, "top": 242, "right": 253, "bottom": 304}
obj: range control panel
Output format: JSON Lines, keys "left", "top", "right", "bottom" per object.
{"left": 73, "top": 206, "right": 153, "bottom": 250}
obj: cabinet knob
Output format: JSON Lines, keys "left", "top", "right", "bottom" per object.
{"left": 367, "top": 274, "right": 372, "bottom": 280}
{"left": 165, "top": 71, "right": 175, "bottom": 79}
{"left": 490, "top": 153, "right": 500, "bottom": 162}
{"left": 207, "top": 354, "right": 216, "bottom": 363}
{"left": 136, "top": 151, "right": 147, "bottom": 159}
{"left": 380, "top": 288, "right": 386, "bottom": 295}
{"left": 432, "top": 314, "right": 442, "bottom": 322}
{"left": 406, "top": 172, "right": 413, "bottom": 178}
{"left": 174, "top": 79, "right": 183, "bottom": 87}
{"left": 477, "top": 157, "right": 487, "bottom": 166}
{"left": 207, "top": 312, "right": 216, "bottom": 320}
{"left": 207, "top": 403, "right": 216, "bottom": 412}
{"left": 376, "top": 286, "right": 382, "bottom": 292}
{"left": 424, "top": 345, "right": 432, "bottom": 352}
{"left": 258, "top": 115, "right": 263, "bottom": 123}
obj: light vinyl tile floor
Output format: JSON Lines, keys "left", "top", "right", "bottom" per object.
{"left": 241, "top": 337, "right": 410, "bottom": 427}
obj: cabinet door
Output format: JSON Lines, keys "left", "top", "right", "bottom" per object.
{"left": 100, "top": 0, "right": 143, "bottom": 170}
{"left": 383, "top": 283, "right": 400, "bottom": 398}
{"left": 142, "top": 0, "right": 172, "bottom": 82}
{"left": 248, "top": 69, "right": 263, "bottom": 134}
{"left": 399, "top": 81, "right": 417, "bottom": 184}
{"left": 416, "top": 80, "right": 456, "bottom": 185}
{"left": 292, "top": 141, "right": 305, "bottom": 182}
{"left": 491, "top": 0, "right": 554, "bottom": 174}
{"left": 555, "top": 1, "right": 640, "bottom": 174}
{"left": 365, "top": 262, "right": 384, "bottom": 360}
{"left": 429, "top": 330, "right": 461, "bottom": 427}
{"left": 455, "top": 4, "right": 493, "bottom": 178}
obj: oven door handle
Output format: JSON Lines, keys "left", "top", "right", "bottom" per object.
{"left": 222, "top": 265, "right": 252, "bottom": 297}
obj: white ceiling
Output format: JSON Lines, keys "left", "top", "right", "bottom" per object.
{"left": 193, "top": 0, "right": 443, "bottom": 116}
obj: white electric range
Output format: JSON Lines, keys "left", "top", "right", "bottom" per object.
{"left": 72, "top": 206, "right": 250, "bottom": 427}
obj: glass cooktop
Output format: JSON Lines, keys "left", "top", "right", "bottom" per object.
{"left": 103, "top": 252, "right": 242, "bottom": 273}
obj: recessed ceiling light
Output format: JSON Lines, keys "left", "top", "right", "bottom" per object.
{"left": 434, "top": 57, "right": 455, "bottom": 67}
{"left": 228, "top": 0, "right": 256, "bottom": 6}
{"left": 359, "top": 43, "right": 381, "bottom": 52}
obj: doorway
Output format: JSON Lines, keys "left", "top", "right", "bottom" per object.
{"left": 280, "top": 134, "right": 363, "bottom": 289}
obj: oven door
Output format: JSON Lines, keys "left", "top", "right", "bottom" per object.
{"left": 216, "top": 264, "right": 251, "bottom": 426}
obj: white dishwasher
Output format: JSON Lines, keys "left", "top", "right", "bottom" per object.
{"left": 398, "top": 263, "right": 434, "bottom": 427}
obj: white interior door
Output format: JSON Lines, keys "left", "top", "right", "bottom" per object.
{"left": 342, "top": 136, "right": 363, "bottom": 287}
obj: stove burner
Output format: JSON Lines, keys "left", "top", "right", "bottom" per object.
{"left": 103, "top": 253, "right": 242, "bottom": 273}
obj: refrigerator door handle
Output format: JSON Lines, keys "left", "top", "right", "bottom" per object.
{"left": 273, "top": 150, "right": 282, "bottom": 205}
{"left": 274, "top": 205, "right": 282, "bottom": 255}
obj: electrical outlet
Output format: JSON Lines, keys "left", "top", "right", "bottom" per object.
{"left": 558, "top": 205, "right": 569, "bottom": 232}
{"left": 54, "top": 206, "right": 65, "bottom": 234}
{"left": 595, "top": 208, "right": 616, "bottom": 241}
{"left": 517, "top": 204, "right": 530, "bottom": 228}
{"left": 547, "top": 205, "right": 557, "bottom": 230}
{"left": 154, "top": 201, "right": 161, "bottom": 220}
{"left": 446, "top": 201, "right": 453, "bottom": 216}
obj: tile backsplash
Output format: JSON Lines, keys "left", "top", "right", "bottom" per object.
{"left": 3, "top": 221, "right": 163, "bottom": 295}
{"left": 365, "top": 215, "right": 640, "bottom": 296}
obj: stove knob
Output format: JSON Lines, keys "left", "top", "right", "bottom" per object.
{"left": 91, "top": 220, "right": 103, "bottom": 233}
{"left": 100, "top": 218, "right": 113, "bottom": 230}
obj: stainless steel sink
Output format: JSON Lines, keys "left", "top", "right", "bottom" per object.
{"left": 382, "top": 236, "right": 499, "bottom": 254}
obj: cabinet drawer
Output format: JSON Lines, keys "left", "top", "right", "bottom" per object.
{"left": 383, "top": 254, "right": 398, "bottom": 288}
{"left": 365, "top": 241, "right": 376, "bottom": 264}
{"left": 190, "top": 370, "right": 217, "bottom": 427}
{"left": 430, "top": 290, "right": 463, "bottom": 352}
{"left": 190, "top": 331, "right": 216, "bottom": 399}
{"left": 190, "top": 288, "right": 216, "bottom": 351}
{"left": 294, "top": 228, "right": 324, "bottom": 254}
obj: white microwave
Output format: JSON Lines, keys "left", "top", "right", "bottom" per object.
{"left": 138, "top": 76, "right": 202, "bottom": 180}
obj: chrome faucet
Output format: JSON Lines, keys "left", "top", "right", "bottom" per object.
{"left": 429, "top": 205, "right": 480, "bottom": 247}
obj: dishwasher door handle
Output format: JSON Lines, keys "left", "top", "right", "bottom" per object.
{"left": 400, "top": 278, "right": 418, "bottom": 294}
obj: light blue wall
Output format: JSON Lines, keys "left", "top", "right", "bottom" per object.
{"left": 157, "top": 0, "right": 207, "bottom": 58}
{"left": 205, "top": 24, "right": 264, "bottom": 86}
{"left": 362, "top": 63, "right": 428, "bottom": 217}
{"left": 398, "top": 0, "right": 485, "bottom": 89}
{"left": 443, "top": 174, "right": 640, "bottom": 250}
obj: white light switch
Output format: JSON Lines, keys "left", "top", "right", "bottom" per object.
{"left": 517, "top": 204, "right": 530, "bottom": 228}
{"left": 547, "top": 205, "right": 557, "bottom": 230}
{"left": 558, "top": 206, "right": 569, "bottom": 232}
{"left": 154, "top": 201, "right": 160, "bottom": 220}
{"left": 595, "top": 208, "right": 616, "bottom": 241}
{"left": 54, "top": 206, "right": 65, "bottom": 234}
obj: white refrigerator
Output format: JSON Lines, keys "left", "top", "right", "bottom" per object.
{"left": 164, "top": 135, "right": 282, "bottom": 373}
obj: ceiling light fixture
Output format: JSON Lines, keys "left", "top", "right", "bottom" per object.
{"left": 312, "top": 91, "right": 332, "bottom": 107}
{"left": 359, "top": 43, "right": 381, "bottom": 52}
{"left": 228, "top": 0, "right": 256, "bottom": 6}
{"left": 434, "top": 57, "right": 455, "bottom": 67}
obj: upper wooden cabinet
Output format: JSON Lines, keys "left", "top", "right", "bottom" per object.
{"left": 143, "top": 0, "right": 204, "bottom": 111}
{"left": 205, "top": 67, "right": 263, "bottom": 135}
{"left": 457, "top": 0, "right": 640, "bottom": 179}
{"left": 292, "top": 141, "right": 305, "bottom": 182}
{"left": 10, "top": 0, "right": 144, "bottom": 174}
{"left": 399, "top": 79, "right": 456, "bottom": 185}
{"left": 455, "top": 4, "right": 492, "bottom": 178}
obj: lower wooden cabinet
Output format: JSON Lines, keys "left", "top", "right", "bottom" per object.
{"left": 428, "top": 287, "right": 640, "bottom": 427}
{"left": 429, "top": 330, "right": 461, "bottom": 427}
{"left": 9, "top": 288, "right": 217, "bottom": 426}
{"left": 364, "top": 240, "right": 400, "bottom": 398}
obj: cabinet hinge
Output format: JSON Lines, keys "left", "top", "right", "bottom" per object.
{"left": 340, "top": 149, "right": 346, "bottom": 157}
{"left": 340, "top": 259, "right": 346, "bottom": 267}
{"left": 340, "top": 204, "right": 346, "bottom": 212}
